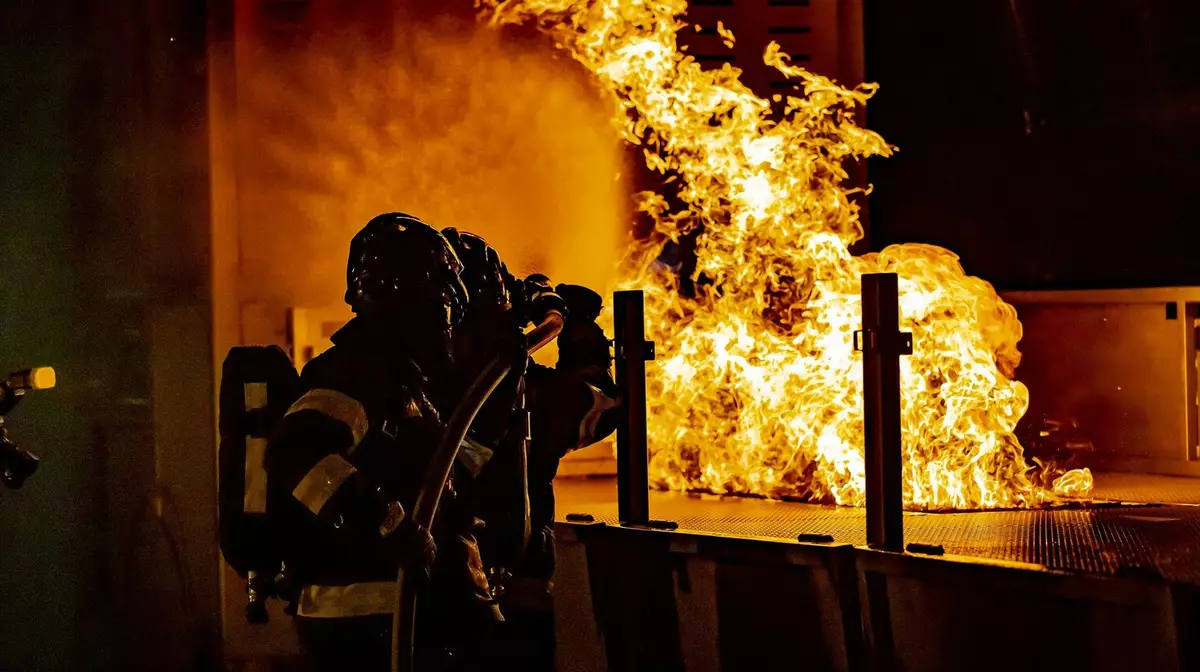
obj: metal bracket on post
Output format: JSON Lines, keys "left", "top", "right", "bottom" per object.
{"left": 614, "top": 290, "right": 654, "bottom": 527}
{"left": 856, "top": 273, "right": 911, "bottom": 552}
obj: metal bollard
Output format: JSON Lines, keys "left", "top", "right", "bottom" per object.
{"left": 855, "top": 273, "right": 911, "bottom": 552}
{"left": 614, "top": 290, "right": 654, "bottom": 526}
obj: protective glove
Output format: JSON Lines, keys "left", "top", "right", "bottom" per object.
{"left": 555, "top": 283, "right": 612, "bottom": 370}
{"left": 388, "top": 519, "right": 438, "bottom": 585}
{"left": 519, "top": 274, "right": 567, "bottom": 325}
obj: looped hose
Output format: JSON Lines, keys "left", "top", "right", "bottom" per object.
{"left": 392, "top": 311, "right": 565, "bottom": 672}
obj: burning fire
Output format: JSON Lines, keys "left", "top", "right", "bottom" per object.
{"left": 483, "top": 0, "right": 1092, "bottom": 509}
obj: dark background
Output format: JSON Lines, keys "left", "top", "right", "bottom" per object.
{"left": 2, "top": 0, "right": 1199, "bottom": 669}
{"left": 863, "top": 0, "right": 1200, "bottom": 290}
{"left": 2, "top": 0, "right": 217, "bottom": 669}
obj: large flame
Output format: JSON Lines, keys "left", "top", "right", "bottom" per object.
{"left": 484, "top": 0, "right": 1092, "bottom": 509}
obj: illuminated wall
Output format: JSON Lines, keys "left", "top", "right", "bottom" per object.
{"left": 210, "top": 0, "right": 630, "bottom": 658}
{"left": 216, "top": 0, "right": 628, "bottom": 345}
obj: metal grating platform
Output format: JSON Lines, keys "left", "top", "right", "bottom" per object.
{"left": 555, "top": 473, "right": 1200, "bottom": 585}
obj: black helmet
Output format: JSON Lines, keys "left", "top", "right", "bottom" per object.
{"left": 441, "top": 228, "right": 512, "bottom": 315}
{"left": 345, "top": 213, "right": 469, "bottom": 328}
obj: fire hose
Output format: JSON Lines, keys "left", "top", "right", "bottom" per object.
{"left": 391, "top": 309, "right": 565, "bottom": 672}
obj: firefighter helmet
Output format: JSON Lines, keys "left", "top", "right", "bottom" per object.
{"left": 345, "top": 213, "right": 469, "bottom": 328}
{"left": 441, "top": 228, "right": 512, "bottom": 314}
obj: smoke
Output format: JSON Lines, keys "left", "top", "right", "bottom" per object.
{"left": 231, "top": 8, "right": 628, "bottom": 310}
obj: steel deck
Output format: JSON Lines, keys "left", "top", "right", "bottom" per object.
{"left": 555, "top": 473, "right": 1200, "bottom": 585}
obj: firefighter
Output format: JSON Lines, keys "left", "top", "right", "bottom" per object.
{"left": 266, "top": 213, "right": 501, "bottom": 671}
{"left": 442, "top": 229, "right": 620, "bottom": 670}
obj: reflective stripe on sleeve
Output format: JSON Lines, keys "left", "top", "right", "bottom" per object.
{"left": 296, "top": 581, "right": 395, "bottom": 618}
{"left": 243, "top": 382, "right": 268, "bottom": 411}
{"left": 292, "top": 454, "right": 358, "bottom": 515}
{"left": 286, "top": 388, "right": 368, "bottom": 451}
{"left": 243, "top": 437, "right": 268, "bottom": 514}
{"left": 577, "top": 383, "right": 618, "bottom": 448}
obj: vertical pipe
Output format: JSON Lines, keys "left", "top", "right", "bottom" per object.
{"left": 859, "top": 273, "right": 906, "bottom": 551}
{"left": 614, "top": 290, "right": 651, "bottom": 525}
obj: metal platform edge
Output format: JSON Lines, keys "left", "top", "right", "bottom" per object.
{"left": 553, "top": 519, "right": 1200, "bottom": 672}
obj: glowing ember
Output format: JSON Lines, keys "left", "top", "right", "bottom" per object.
{"left": 483, "top": 0, "right": 1092, "bottom": 509}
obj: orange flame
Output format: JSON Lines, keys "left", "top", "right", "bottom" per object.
{"left": 484, "top": 0, "right": 1092, "bottom": 509}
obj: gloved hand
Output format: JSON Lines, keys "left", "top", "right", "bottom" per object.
{"left": 555, "top": 284, "right": 612, "bottom": 370}
{"left": 519, "top": 274, "right": 567, "bottom": 325}
{"left": 388, "top": 519, "right": 438, "bottom": 585}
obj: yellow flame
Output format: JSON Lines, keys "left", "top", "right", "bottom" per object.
{"left": 1053, "top": 468, "right": 1094, "bottom": 498}
{"left": 484, "top": 0, "right": 1092, "bottom": 509}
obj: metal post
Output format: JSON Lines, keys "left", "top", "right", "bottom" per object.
{"left": 614, "top": 290, "right": 653, "bottom": 525}
{"left": 855, "top": 273, "right": 911, "bottom": 552}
